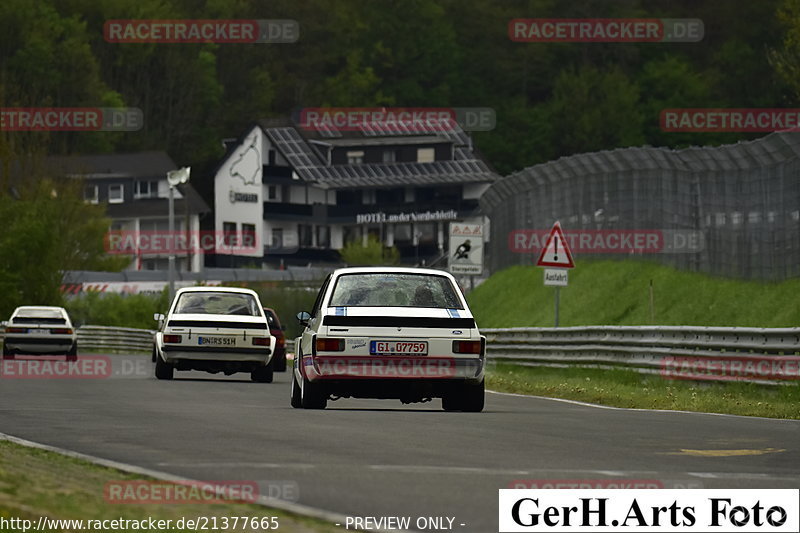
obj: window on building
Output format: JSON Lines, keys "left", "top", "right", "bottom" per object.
{"left": 268, "top": 185, "right": 277, "bottom": 200}
{"left": 84, "top": 185, "right": 99, "bottom": 204}
{"left": 271, "top": 228, "right": 283, "bottom": 249}
{"left": 382, "top": 150, "right": 397, "bottom": 163}
{"left": 395, "top": 223, "right": 412, "bottom": 243}
{"left": 223, "top": 222, "right": 238, "bottom": 246}
{"left": 242, "top": 223, "right": 256, "bottom": 248}
{"left": 343, "top": 225, "right": 362, "bottom": 245}
{"left": 108, "top": 184, "right": 124, "bottom": 204}
{"left": 268, "top": 149, "right": 276, "bottom": 166}
{"left": 336, "top": 190, "right": 363, "bottom": 205}
{"left": 135, "top": 180, "right": 159, "bottom": 199}
{"left": 299, "top": 224, "right": 313, "bottom": 247}
{"left": 376, "top": 188, "right": 405, "bottom": 204}
{"left": 316, "top": 226, "right": 330, "bottom": 248}
{"left": 347, "top": 150, "right": 364, "bottom": 164}
{"left": 416, "top": 148, "right": 435, "bottom": 163}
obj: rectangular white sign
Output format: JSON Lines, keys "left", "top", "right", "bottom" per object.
{"left": 449, "top": 223, "right": 484, "bottom": 275}
{"left": 499, "top": 489, "right": 799, "bottom": 532}
{"left": 544, "top": 269, "right": 568, "bottom": 286}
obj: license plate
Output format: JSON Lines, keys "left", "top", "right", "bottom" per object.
{"left": 370, "top": 341, "right": 428, "bottom": 355}
{"left": 198, "top": 336, "right": 236, "bottom": 346}
{"left": 27, "top": 328, "right": 45, "bottom": 334}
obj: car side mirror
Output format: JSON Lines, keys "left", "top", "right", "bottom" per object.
{"left": 296, "top": 311, "right": 311, "bottom": 327}
{"left": 154, "top": 313, "right": 165, "bottom": 322}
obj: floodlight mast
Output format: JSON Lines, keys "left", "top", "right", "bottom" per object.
{"left": 166, "top": 167, "right": 190, "bottom": 302}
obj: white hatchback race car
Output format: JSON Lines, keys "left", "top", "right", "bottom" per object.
{"left": 153, "top": 287, "right": 276, "bottom": 382}
{"left": 291, "top": 267, "right": 485, "bottom": 411}
{"left": 2, "top": 306, "right": 78, "bottom": 360}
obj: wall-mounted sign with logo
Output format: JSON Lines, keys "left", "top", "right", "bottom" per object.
{"left": 229, "top": 190, "right": 258, "bottom": 203}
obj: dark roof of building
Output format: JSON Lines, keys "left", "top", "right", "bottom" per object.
{"left": 45, "top": 151, "right": 209, "bottom": 217}
{"left": 256, "top": 120, "right": 498, "bottom": 189}
{"left": 105, "top": 186, "right": 210, "bottom": 218}
{"left": 46, "top": 151, "right": 178, "bottom": 179}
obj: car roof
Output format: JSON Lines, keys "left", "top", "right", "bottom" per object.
{"left": 331, "top": 266, "right": 457, "bottom": 279}
{"left": 175, "top": 286, "right": 258, "bottom": 296}
{"left": 13, "top": 306, "right": 67, "bottom": 313}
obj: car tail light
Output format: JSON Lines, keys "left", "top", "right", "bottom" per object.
{"left": 163, "top": 334, "right": 182, "bottom": 343}
{"left": 50, "top": 328, "right": 73, "bottom": 334}
{"left": 316, "top": 337, "right": 345, "bottom": 352}
{"left": 5, "top": 327, "right": 27, "bottom": 333}
{"left": 276, "top": 337, "right": 285, "bottom": 347}
{"left": 452, "top": 340, "right": 482, "bottom": 354}
{"left": 252, "top": 337, "right": 271, "bottom": 346}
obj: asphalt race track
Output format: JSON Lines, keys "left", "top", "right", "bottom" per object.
{"left": 1, "top": 354, "right": 799, "bottom": 532}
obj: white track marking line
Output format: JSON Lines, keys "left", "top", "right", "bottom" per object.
{"left": 486, "top": 389, "right": 800, "bottom": 422}
{"left": 0, "top": 432, "right": 412, "bottom": 533}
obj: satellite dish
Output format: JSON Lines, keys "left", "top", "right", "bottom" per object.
{"left": 167, "top": 166, "right": 191, "bottom": 187}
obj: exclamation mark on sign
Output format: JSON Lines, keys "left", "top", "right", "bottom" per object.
{"left": 554, "top": 236, "right": 559, "bottom": 262}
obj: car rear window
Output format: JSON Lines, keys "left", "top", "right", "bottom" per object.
{"left": 174, "top": 292, "right": 261, "bottom": 316}
{"left": 15, "top": 308, "right": 64, "bottom": 319}
{"left": 329, "top": 273, "right": 463, "bottom": 309}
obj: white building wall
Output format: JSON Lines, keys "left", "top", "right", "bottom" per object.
{"left": 214, "top": 125, "right": 264, "bottom": 258}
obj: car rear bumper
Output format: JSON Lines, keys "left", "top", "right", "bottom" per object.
{"left": 161, "top": 345, "right": 271, "bottom": 364}
{"left": 4, "top": 337, "right": 76, "bottom": 354}
{"left": 303, "top": 355, "right": 484, "bottom": 382}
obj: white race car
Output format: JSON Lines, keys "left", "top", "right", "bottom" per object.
{"left": 2, "top": 306, "right": 78, "bottom": 360}
{"left": 153, "top": 287, "right": 276, "bottom": 382}
{"left": 291, "top": 267, "right": 485, "bottom": 411}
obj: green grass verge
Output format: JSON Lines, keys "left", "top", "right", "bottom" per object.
{"left": 468, "top": 260, "right": 800, "bottom": 328}
{"left": 487, "top": 363, "right": 800, "bottom": 419}
{"left": 0, "top": 440, "right": 339, "bottom": 533}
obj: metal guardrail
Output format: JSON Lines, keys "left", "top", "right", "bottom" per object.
{"left": 0, "top": 325, "right": 155, "bottom": 354}
{"left": 482, "top": 326, "right": 800, "bottom": 383}
{"left": 76, "top": 325, "right": 155, "bottom": 353}
{"left": 4, "top": 324, "right": 799, "bottom": 383}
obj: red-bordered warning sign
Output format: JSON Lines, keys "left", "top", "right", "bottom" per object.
{"left": 536, "top": 221, "right": 575, "bottom": 268}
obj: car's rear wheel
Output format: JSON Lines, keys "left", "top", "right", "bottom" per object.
{"left": 273, "top": 352, "right": 287, "bottom": 372}
{"left": 151, "top": 345, "right": 157, "bottom": 363}
{"left": 461, "top": 379, "right": 485, "bottom": 412}
{"left": 251, "top": 360, "right": 274, "bottom": 383}
{"left": 66, "top": 343, "right": 78, "bottom": 361}
{"left": 290, "top": 373, "right": 302, "bottom": 408}
{"left": 2, "top": 344, "right": 13, "bottom": 360}
{"left": 300, "top": 374, "right": 327, "bottom": 409}
{"left": 154, "top": 355, "right": 174, "bottom": 380}
{"left": 442, "top": 380, "right": 485, "bottom": 412}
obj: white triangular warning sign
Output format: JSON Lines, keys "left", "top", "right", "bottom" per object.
{"left": 536, "top": 221, "right": 575, "bottom": 268}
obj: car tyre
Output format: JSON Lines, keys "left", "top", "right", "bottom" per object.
{"left": 151, "top": 345, "right": 157, "bottom": 363}
{"left": 251, "top": 360, "right": 274, "bottom": 383}
{"left": 460, "top": 379, "right": 485, "bottom": 412}
{"left": 300, "top": 374, "right": 327, "bottom": 409}
{"left": 290, "top": 373, "right": 302, "bottom": 408}
{"left": 154, "top": 355, "right": 174, "bottom": 380}
{"left": 2, "top": 344, "right": 13, "bottom": 360}
{"left": 66, "top": 343, "right": 78, "bottom": 361}
{"left": 273, "top": 353, "right": 287, "bottom": 372}
{"left": 441, "top": 392, "right": 462, "bottom": 411}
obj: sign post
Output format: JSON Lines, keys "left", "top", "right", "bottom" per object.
{"left": 536, "top": 221, "right": 575, "bottom": 327}
{"left": 448, "top": 223, "right": 484, "bottom": 285}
